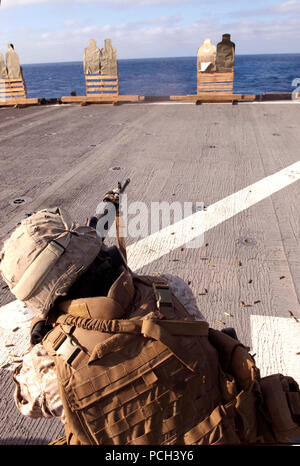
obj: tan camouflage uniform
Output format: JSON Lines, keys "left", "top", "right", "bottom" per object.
{"left": 13, "top": 275, "right": 206, "bottom": 422}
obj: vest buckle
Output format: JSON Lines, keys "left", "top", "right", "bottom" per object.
{"left": 54, "top": 333, "right": 82, "bottom": 365}
{"left": 152, "top": 282, "right": 173, "bottom": 310}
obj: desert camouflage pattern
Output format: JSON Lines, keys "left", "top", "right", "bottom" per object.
{"left": 0, "top": 208, "right": 102, "bottom": 317}
{"left": 13, "top": 343, "right": 65, "bottom": 422}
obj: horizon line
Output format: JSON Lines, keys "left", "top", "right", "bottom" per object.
{"left": 21, "top": 52, "right": 300, "bottom": 66}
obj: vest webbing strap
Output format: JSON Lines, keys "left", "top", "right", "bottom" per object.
{"left": 140, "top": 319, "right": 202, "bottom": 373}
{"left": 183, "top": 400, "right": 236, "bottom": 444}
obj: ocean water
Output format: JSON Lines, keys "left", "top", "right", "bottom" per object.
{"left": 21, "top": 54, "right": 300, "bottom": 99}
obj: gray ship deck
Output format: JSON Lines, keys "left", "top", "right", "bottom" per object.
{"left": 0, "top": 101, "right": 300, "bottom": 444}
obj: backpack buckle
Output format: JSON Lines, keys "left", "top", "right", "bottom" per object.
{"left": 152, "top": 282, "right": 173, "bottom": 310}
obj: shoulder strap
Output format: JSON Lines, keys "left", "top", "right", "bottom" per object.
{"left": 115, "top": 210, "right": 127, "bottom": 263}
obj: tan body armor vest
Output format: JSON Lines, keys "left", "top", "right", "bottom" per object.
{"left": 43, "top": 270, "right": 300, "bottom": 445}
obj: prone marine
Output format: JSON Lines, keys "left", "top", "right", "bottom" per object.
{"left": 0, "top": 190, "right": 300, "bottom": 445}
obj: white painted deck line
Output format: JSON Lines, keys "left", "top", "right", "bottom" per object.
{"left": 126, "top": 160, "right": 300, "bottom": 268}
{"left": 250, "top": 315, "right": 300, "bottom": 383}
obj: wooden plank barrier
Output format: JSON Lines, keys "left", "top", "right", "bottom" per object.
{"left": 62, "top": 74, "right": 139, "bottom": 104}
{"left": 85, "top": 74, "right": 119, "bottom": 97}
{"left": 197, "top": 72, "right": 234, "bottom": 95}
{"left": 170, "top": 93, "right": 256, "bottom": 103}
{"left": 0, "top": 77, "right": 39, "bottom": 106}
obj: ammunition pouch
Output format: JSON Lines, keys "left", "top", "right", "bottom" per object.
{"left": 259, "top": 374, "right": 300, "bottom": 443}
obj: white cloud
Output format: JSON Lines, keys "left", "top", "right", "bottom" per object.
{"left": 17, "top": 13, "right": 298, "bottom": 62}
{"left": 274, "top": 0, "right": 300, "bottom": 13}
{"left": 232, "top": 0, "right": 300, "bottom": 18}
{"left": 1, "top": 2, "right": 300, "bottom": 62}
{"left": 64, "top": 18, "right": 88, "bottom": 27}
{"left": 1, "top": 0, "right": 49, "bottom": 7}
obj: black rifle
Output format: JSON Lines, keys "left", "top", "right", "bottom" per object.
{"left": 86, "top": 178, "right": 131, "bottom": 268}
{"left": 86, "top": 178, "right": 130, "bottom": 232}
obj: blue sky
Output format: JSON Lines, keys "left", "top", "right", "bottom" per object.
{"left": 0, "top": 0, "right": 300, "bottom": 63}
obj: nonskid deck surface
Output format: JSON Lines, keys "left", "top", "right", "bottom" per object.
{"left": 0, "top": 102, "right": 299, "bottom": 444}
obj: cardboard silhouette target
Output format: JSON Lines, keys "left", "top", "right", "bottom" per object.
{"left": 197, "top": 34, "right": 235, "bottom": 97}
{"left": 216, "top": 34, "right": 235, "bottom": 72}
{"left": 197, "top": 38, "right": 216, "bottom": 73}
{"left": 63, "top": 37, "right": 145, "bottom": 103}
{"left": 100, "top": 38, "right": 118, "bottom": 76}
{"left": 6, "top": 44, "right": 22, "bottom": 79}
{"left": 0, "top": 44, "right": 39, "bottom": 106}
{"left": 0, "top": 53, "right": 8, "bottom": 79}
{"left": 83, "top": 39, "right": 101, "bottom": 75}
{"left": 84, "top": 38, "right": 119, "bottom": 99}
